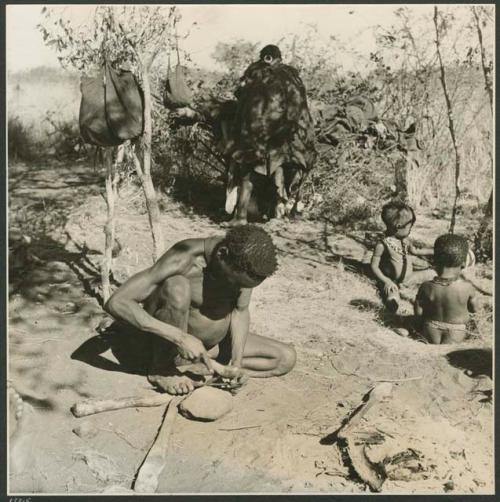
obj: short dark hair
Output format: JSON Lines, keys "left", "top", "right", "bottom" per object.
{"left": 381, "top": 201, "right": 416, "bottom": 233}
{"left": 221, "top": 225, "right": 278, "bottom": 279}
{"left": 434, "top": 234, "right": 469, "bottom": 268}
{"left": 260, "top": 44, "right": 282, "bottom": 61}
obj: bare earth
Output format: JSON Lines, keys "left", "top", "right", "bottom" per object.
{"left": 8, "top": 162, "right": 493, "bottom": 494}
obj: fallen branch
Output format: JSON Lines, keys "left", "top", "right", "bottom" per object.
{"left": 333, "top": 383, "right": 393, "bottom": 492}
{"left": 218, "top": 424, "right": 263, "bottom": 432}
{"left": 133, "top": 395, "right": 184, "bottom": 493}
{"left": 337, "top": 383, "right": 393, "bottom": 439}
{"left": 370, "top": 376, "right": 422, "bottom": 383}
{"left": 71, "top": 394, "right": 175, "bottom": 417}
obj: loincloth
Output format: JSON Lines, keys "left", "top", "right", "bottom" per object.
{"left": 424, "top": 319, "right": 466, "bottom": 333}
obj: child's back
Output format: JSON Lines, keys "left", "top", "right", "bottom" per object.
{"left": 417, "top": 277, "right": 475, "bottom": 325}
{"left": 415, "top": 234, "right": 479, "bottom": 344}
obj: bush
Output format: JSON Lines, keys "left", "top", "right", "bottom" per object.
{"left": 8, "top": 116, "right": 38, "bottom": 162}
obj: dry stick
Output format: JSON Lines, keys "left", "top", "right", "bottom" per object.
{"left": 133, "top": 395, "right": 184, "bottom": 493}
{"left": 370, "top": 376, "right": 422, "bottom": 383}
{"left": 218, "top": 424, "right": 263, "bottom": 432}
{"left": 101, "top": 148, "right": 115, "bottom": 302}
{"left": 336, "top": 383, "right": 393, "bottom": 493}
{"left": 433, "top": 6, "right": 461, "bottom": 235}
{"left": 337, "top": 383, "right": 393, "bottom": 439}
{"left": 71, "top": 394, "right": 175, "bottom": 418}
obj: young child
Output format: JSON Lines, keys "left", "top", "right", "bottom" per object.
{"left": 371, "top": 201, "right": 435, "bottom": 312}
{"left": 235, "top": 44, "right": 283, "bottom": 100}
{"left": 414, "top": 234, "right": 480, "bottom": 344}
{"left": 105, "top": 225, "right": 296, "bottom": 395}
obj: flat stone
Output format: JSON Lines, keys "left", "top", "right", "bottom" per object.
{"left": 179, "top": 386, "right": 233, "bottom": 422}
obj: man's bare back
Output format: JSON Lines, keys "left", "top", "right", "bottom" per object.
{"left": 105, "top": 226, "right": 296, "bottom": 394}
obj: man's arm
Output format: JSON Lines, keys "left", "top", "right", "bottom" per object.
{"left": 104, "top": 239, "right": 211, "bottom": 366}
{"left": 229, "top": 288, "right": 252, "bottom": 368}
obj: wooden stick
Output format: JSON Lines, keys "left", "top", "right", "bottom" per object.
{"left": 336, "top": 383, "right": 393, "bottom": 492}
{"left": 71, "top": 394, "right": 175, "bottom": 418}
{"left": 133, "top": 396, "right": 184, "bottom": 493}
{"left": 337, "top": 382, "right": 393, "bottom": 439}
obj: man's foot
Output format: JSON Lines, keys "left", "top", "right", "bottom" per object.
{"left": 8, "top": 381, "right": 36, "bottom": 475}
{"left": 221, "top": 218, "right": 248, "bottom": 228}
{"left": 147, "top": 373, "right": 205, "bottom": 395}
{"left": 393, "top": 327, "right": 409, "bottom": 337}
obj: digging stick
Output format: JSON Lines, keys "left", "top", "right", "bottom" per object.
{"left": 133, "top": 395, "right": 184, "bottom": 493}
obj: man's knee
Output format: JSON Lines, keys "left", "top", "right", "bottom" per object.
{"left": 159, "top": 276, "right": 190, "bottom": 311}
{"left": 277, "top": 343, "right": 296, "bottom": 375}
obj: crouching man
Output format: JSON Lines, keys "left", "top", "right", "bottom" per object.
{"left": 104, "top": 225, "right": 296, "bottom": 394}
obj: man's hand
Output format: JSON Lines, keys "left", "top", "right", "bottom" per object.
{"left": 384, "top": 279, "right": 398, "bottom": 296}
{"left": 177, "top": 334, "right": 213, "bottom": 374}
{"left": 212, "top": 363, "right": 249, "bottom": 389}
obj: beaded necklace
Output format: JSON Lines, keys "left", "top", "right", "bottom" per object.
{"left": 432, "top": 276, "right": 458, "bottom": 287}
{"left": 383, "top": 237, "right": 408, "bottom": 256}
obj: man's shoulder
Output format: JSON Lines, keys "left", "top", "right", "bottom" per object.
{"left": 157, "top": 237, "right": 207, "bottom": 264}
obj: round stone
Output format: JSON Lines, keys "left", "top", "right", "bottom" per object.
{"left": 179, "top": 386, "right": 233, "bottom": 422}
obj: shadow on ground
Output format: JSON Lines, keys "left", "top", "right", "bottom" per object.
{"left": 445, "top": 348, "right": 492, "bottom": 379}
{"left": 9, "top": 161, "right": 107, "bottom": 306}
{"left": 71, "top": 322, "right": 153, "bottom": 376}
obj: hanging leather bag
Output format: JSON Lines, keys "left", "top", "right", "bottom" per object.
{"left": 79, "top": 62, "right": 144, "bottom": 147}
{"left": 163, "top": 45, "right": 193, "bottom": 110}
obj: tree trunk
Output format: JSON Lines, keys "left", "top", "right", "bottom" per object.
{"left": 471, "top": 6, "right": 493, "bottom": 262}
{"left": 101, "top": 148, "right": 116, "bottom": 303}
{"left": 137, "top": 66, "right": 164, "bottom": 262}
{"left": 472, "top": 6, "right": 493, "bottom": 113}
{"left": 433, "top": 6, "right": 462, "bottom": 234}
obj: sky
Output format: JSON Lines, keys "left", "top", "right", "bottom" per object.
{"left": 6, "top": 4, "right": 487, "bottom": 74}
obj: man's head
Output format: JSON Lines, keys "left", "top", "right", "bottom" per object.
{"left": 434, "top": 234, "right": 469, "bottom": 271}
{"left": 260, "top": 44, "right": 282, "bottom": 65}
{"left": 381, "top": 201, "right": 416, "bottom": 238}
{"left": 214, "top": 225, "right": 278, "bottom": 288}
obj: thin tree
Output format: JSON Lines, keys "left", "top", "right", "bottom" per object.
{"left": 39, "top": 6, "right": 176, "bottom": 299}
{"left": 433, "top": 6, "right": 462, "bottom": 234}
{"left": 471, "top": 6, "right": 494, "bottom": 261}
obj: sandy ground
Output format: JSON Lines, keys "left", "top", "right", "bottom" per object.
{"left": 8, "top": 161, "right": 494, "bottom": 494}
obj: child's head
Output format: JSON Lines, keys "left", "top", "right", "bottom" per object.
{"left": 215, "top": 225, "right": 278, "bottom": 288}
{"left": 434, "top": 234, "right": 469, "bottom": 271}
{"left": 259, "top": 44, "right": 282, "bottom": 65}
{"left": 381, "top": 201, "right": 416, "bottom": 238}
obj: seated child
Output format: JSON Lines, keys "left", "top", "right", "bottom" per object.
{"left": 371, "top": 201, "right": 435, "bottom": 312}
{"left": 414, "top": 234, "right": 480, "bottom": 344}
